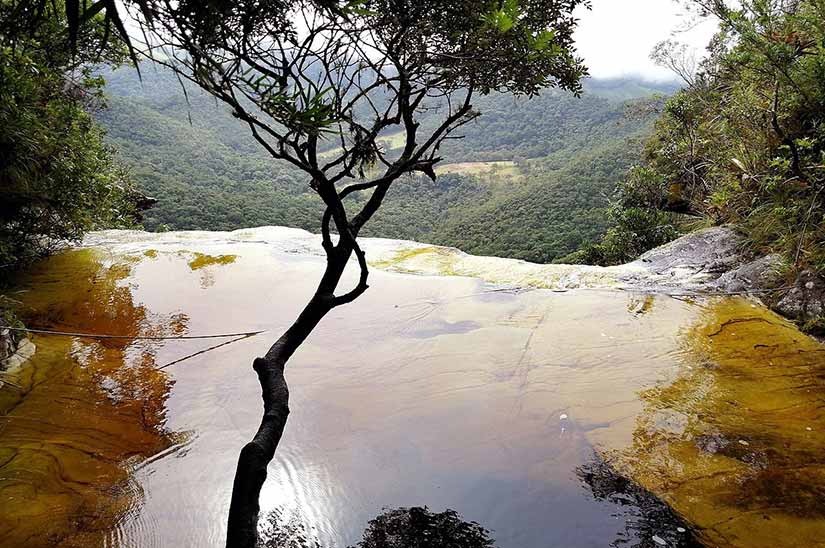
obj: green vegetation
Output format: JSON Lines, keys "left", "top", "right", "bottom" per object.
{"left": 99, "top": 69, "right": 669, "bottom": 262}
{"left": 99, "top": 70, "right": 321, "bottom": 232}
{"left": 579, "top": 0, "right": 825, "bottom": 271}
{"left": 0, "top": 1, "right": 136, "bottom": 268}
{"left": 421, "top": 85, "right": 672, "bottom": 162}
{"left": 429, "top": 123, "right": 654, "bottom": 263}
{"left": 559, "top": 166, "right": 682, "bottom": 265}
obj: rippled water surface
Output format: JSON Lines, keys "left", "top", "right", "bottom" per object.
{"left": 1, "top": 232, "right": 823, "bottom": 547}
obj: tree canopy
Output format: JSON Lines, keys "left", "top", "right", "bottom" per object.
{"left": 134, "top": 0, "right": 587, "bottom": 237}
{"left": 0, "top": 0, "right": 138, "bottom": 267}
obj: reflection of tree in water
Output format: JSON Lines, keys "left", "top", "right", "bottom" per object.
{"left": 576, "top": 455, "right": 702, "bottom": 548}
{"left": 259, "top": 507, "right": 495, "bottom": 548}
{"left": 258, "top": 458, "right": 703, "bottom": 548}
{"left": 606, "top": 300, "right": 825, "bottom": 546}
{"left": 0, "top": 250, "right": 190, "bottom": 546}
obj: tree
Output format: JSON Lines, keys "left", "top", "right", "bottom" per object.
{"left": 650, "top": 39, "right": 698, "bottom": 87}
{"left": 133, "top": 1, "right": 587, "bottom": 545}
{"left": 663, "top": 0, "right": 825, "bottom": 265}
{"left": 0, "top": 0, "right": 138, "bottom": 267}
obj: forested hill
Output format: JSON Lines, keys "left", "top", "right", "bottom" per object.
{"left": 98, "top": 68, "right": 677, "bottom": 263}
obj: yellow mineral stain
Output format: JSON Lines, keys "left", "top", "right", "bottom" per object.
{"left": 627, "top": 294, "right": 655, "bottom": 316}
{"left": 370, "top": 244, "right": 625, "bottom": 290}
{"left": 144, "top": 249, "right": 158, "bottom": 259}
{"left": 187, "top": 252, "right": 238, "bottom": 271}
{"left": 0, "top": 250, "right": 187, "bottom": 547}
{"left": 614, "top": 298, "right": 825, "bottom": 548}
{"left": 372, "top": 246, "right": 459, "bottom": 276}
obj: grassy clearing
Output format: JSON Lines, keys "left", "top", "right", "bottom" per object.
{"left": 435, "top": 161, "right": 523, "bottom": 181}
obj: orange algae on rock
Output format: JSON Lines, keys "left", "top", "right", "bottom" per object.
{"left": 615, "top": 298, "right": 825, "bottom": 548}
{"left": 0, "top": 250, "right": 187, "bottom": 547}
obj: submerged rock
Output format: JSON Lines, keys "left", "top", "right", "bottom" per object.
{"left": 615, "top": 299, "right": 825, "bottom": 548}
{"left": 0, "top": 333, "right": 35, "bottom": 372}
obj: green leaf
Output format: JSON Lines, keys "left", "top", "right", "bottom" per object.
{"left": 533, "top": 29, "right": 555, "bottom": 51}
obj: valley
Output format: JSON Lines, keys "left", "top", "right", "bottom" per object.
{"left": 98, "top": 69, "right": 676, "bottom": 263}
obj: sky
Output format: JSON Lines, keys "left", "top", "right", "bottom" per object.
{"left": 574, "top": 0, "right": 719, "bottom": 81}
{"left": 121, "top": 0, "right": 718, "bottom": 83}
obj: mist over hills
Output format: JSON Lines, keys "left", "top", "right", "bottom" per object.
{"left": 99, "top": 68, "right": 677, "bottom": 263}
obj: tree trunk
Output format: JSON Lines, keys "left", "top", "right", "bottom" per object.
{"left": 225, "top": 355, "right": 292, "bottom": 548}
{"left": 225, "top": 248, "right": 353, "bottom": 548}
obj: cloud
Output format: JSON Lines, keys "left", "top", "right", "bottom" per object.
{"left": 574, "top": 0, "right": 718, "bottom": 81}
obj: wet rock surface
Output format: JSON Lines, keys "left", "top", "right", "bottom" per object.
{"left": 622, "top": 227, "right": 786, "bottom": 296}
{"left": 0, "top": 330, "right": 35, "bottom": 372}
{"left": 0, "top": 328, "right": 12, "bottom": 362}
{"left": 629, "top": 227, "right": 825, "bottom": 329}
{"left": 714, "top": 254, "right": 785, "bottom": 293}
{"left": 81, "top": 226, "right": 778, "bottom": 295}
{"left": 2, "top": 337, "right": 35, "bottom": 370}
{"left": 774, "top": 269, "right": 825, "bottom": 324}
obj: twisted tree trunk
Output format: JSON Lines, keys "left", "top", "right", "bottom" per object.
{"left": 225, "top": 246, "right": 354, "bottom": 548}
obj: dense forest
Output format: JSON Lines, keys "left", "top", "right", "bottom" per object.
{"left": 99, "top": 69, "right": 675, "bottom": 262}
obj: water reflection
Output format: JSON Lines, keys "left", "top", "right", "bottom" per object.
{"left": 258, "top": 506, "right": 322, "bottom": 548}
{"left": 613, "top": 299, "right": 825, "bottom": 548}
{"left": 3, "top": 236, "right": 824, "bottom": 548}
{"left": 576, "top": 454, "right": 701, "bottom": 548}
{"left": 0, "top": 250, "right": 188, "bottom": 547}
{"left": 98, "top": 244, "right": 701, "bottom": 548}
{"left": 259, "top": 506, "right": 493, "bottom": 548}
